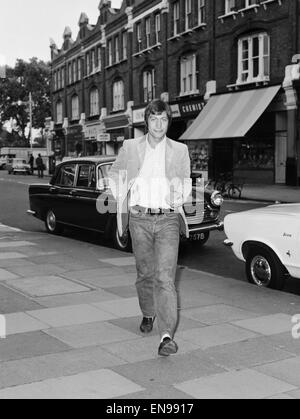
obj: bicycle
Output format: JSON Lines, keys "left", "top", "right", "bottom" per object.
{"left": 212, "top": 172, "right": 244, "bottom": 199}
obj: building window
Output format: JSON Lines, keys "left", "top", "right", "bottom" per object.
{"left": 72, "top": 61, "right": 77, "bottom": 83}
{"left": 113, "top": 80, "right": 125, "bottom": 111}
{"left": 56, "top": 101, "right": 63, "bottom": 124}
{"left": 180, "top": 54, "right": 198, "bottom": 95}
{"left": 173, "top": 1, "right": 180, "bottom": 36}
{"left": 108, "top": 40, "right": 112, "bottom": 66}
{"left": 122, "top": 32, "right": 127, "bottom": 59}
{"left": 145, "top": 17, "right": 151, "bottom": 49}
{"left": 185, "top": 0, "right": 192, "bottom": 31}
{"left": 86, "top": 52, "right": 90, "bottom": 75}
{"left": 90, "top": 88, "right": 99, "bottom": 116}
{"left": 91, "top": 50, "right": 95, "bottom": 73}
{"left": 237, "top": 33, "right": 270, "bottom": 84}
{"left": 155, "top": 14, "right": 160, "bottom": 44}
{"left": 136, "top": 22, "right": 142, "bottom": 52}
{"left": 143, "top": 69, "right": 156, "bottom": 103}
{"left": 242, "top": 0, "right": 257, "bottom": 9}
{"left": 61, "top": 68, "right": 65, "bottom": 88}
{"left": 77, "top": 58, "right": 81, "bottom": 80}
{"left": 198, "top": 0, "right": 206, "bottom": 24}
{"left": 225, "top": 0, "right": 236, "bottom": 14}
{"left": 57, "top": 71, "right": 61, "bottom": 90}
{"left": 115, "top": 36, "right": 120, "bottom": 63}
{"left": 71, "top": 95, "right": 80, "bottom": 120}
{"left": 68, "top": 63, "right": 72, "bottom": 84}
{"left": 97, "top": 47, "right": 101, "bottom": 70}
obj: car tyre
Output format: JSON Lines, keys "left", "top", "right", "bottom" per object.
{"left": 112, "top": 219, "right": 132, "bottom": 253}
{"left": 45, "top": 209, "right": 64, "bottom": 235}
{"left": 246, "top": 247, "right": 286, "bottom": 290}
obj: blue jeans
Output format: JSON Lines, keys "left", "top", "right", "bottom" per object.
{"left": 129, "top": 211, "right": 180, "bottom": 339}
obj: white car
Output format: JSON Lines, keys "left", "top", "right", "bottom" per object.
{"left": 224, "top": 204, "right": 300, "bottom": 290}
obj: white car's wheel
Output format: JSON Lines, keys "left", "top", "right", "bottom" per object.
{"left": 246, "top": 247, "right": 286, "bottom": 290}
{"left": 45, "top": 210, "right": 64, "bottom": 235}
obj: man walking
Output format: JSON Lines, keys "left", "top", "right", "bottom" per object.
{"left": 36, "top": 154, "right": 44, "bottom": 178}
{"left": 28, "top": 154, "right": 34, "bottom": 175}
{"left": 109, "top": 99, "right": 191, "bottom": 357}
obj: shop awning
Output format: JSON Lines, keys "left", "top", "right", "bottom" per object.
{"left": 179, "top": 85, "right": 281, "bottom": 140}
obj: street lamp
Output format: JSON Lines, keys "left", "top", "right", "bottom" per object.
{"left": 13, "top": 92, "right": 33, "bottom": 149}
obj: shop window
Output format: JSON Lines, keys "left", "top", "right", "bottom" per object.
{"left": 237, "top": 33, "right": 270, "bottom": 85}
{"left": 188, "top": 140, "right": 209, "bottom": 175}
{"left": 233, "top": 139, "right": 274, "bottom": 170}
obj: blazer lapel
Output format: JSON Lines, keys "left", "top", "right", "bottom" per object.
{"left": 165, "top": 137, "right": 175, "bottom": 180}
{"left": 137, "top": 136, "right": 147, "bottom": 171}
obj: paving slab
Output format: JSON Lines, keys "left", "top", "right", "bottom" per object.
{"left": 177, "top": 290, "right": 229, "bottom": 310}
{"left": 174, "top": 369, "right": 297, "bottom": 399}
{"left": 0, "top": 253, "right": 27, "bottom": 260}
{"left": 4, "top": 312, "right": 50, "bottom": 335}
{"left": 92, "top": 297, "right": 141, "bottom": 318}
{"left": 265, "top": 332, "right": 300, "bottom": 356}
{"left": 181, "top": 304, "right": 259, "bottom": 325}
{"left": 99, "top": 257, "right": 136, "bottom": 267}
{"left": 32, "top": 289, "right": 121, "bottom": 308}
{"left": 177, "top": 324, "right": 259, "bottom": 349}
{"left": 0, "top": 346, "right": 126, "bottom": 389}
{"left": 115, "top": 383, "right": 192, "bottom": 400}
{"left": 202, "top": 337, "right": 295, "bottom": 370}
{"left": 0, "top": 369, "right": 145, "bottom": 399}
{"left": 255, "top": 357, "right": 300, "bottom": 387}
{"left": 105, "top": 285, "right": 137, "bottom": 299}
{"left": 102, "top": 335, "right": 199, "bottom": 363}
{"left": 0, "top": 241, "right": 36, "bottom": 249}
{"left": 232, "top": 313, "right": 293, "bottom": 336}
{"left": 27, "top": 304, "right": 117, "bottom": 328}
{"left": 0, "top": 331, "right": 70, "bottom": 363}
{"left": 0, "top": 284, "right": 42, "bottom": 314}
{"left": 0, "top": 269, "right": 19, "bottom": 281}
{"left": 112, "top": 351, "right": 225, "bottom": 387}
{"left": 8, "top": 264, "right": 67, "bottom": 277}
{"left": 44, "top": 321, "right": 139, "bottom": 349}
{"left": 4, "top": 276, "right": 91, "bottom": 298}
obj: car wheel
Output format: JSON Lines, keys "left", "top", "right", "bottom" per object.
{"left": 227, "top": 186, "right": 241, "bottom": 199}
{"left": 246, "top": 247, "right": 286, "bottom": 290}
{"left": 112, "top": 219, "right": 132, "bottom": 252}
{"left": 45, "top": 210, "right": 64, "bottom": 235}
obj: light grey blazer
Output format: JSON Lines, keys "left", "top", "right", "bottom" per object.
{"left": 109, "top": 135, "right": 192, "bottom": 238}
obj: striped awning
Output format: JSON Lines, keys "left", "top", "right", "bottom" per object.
{"left": 180, "top": 85, "right": 281, "bottom": 140}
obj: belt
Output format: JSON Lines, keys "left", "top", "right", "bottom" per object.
{"left": 131, "top": 205, "right": 175, "bottom": 215}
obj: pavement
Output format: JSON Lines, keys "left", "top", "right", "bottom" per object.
{"left": 241, "top": 183, "right": 300, "bottom": 204}
{"left": 0, "top": 219, "right": 300, "bottom": 400}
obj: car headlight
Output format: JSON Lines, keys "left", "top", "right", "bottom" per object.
{"left": 211, "top": 191, "right": 223, "bottom": 207}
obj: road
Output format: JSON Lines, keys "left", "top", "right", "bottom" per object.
{"left": 1, "top": 170, "right": 300, "bottom": 295}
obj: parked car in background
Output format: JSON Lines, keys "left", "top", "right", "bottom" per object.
{"left": 224, "top": 204, "right": 300, "bottom": 290}
{"left": 0, "top": 153, "right": 16, "bottom": 170}
{"left": 7, "top": 158, "right": 31, "bottom": 175}
{"left": 27, "top": 156, "right": 224, "bottom": 252}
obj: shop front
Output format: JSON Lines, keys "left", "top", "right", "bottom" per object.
{"left": 53, "top": 127, "right": 64, "bottom": 162}
{"left": 65, "top": 125, "right": 83, "bottom": 158}
{"left": 103, "top": 113, "right": 130, "bottom": 155}
{"left": 180, "top": 85, "right": 286, "bottom": 185}
{"left": 84, "top": 123, "right": 104, "bottom": 156}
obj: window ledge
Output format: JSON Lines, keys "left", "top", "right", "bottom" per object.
{"left": 261, "top": 0, "right": 282, "bottom": 9}
{"left": 133, "top": 43, "right": 162, "bottom": 57}
{"left": 239, "top": 4, "right": 260, "bottom": 16}
{"left": 227, "top": 78, "right": 270, "bottom": 90}
{"left": 179, "top": 90, "right": 200, "bottom": 97}
{"left": 218, "top": 11, "right": 238, "bottom": 23}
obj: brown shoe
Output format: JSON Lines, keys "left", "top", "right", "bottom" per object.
{"left": 158, "top": 337, "right": 178, "bottom": 357}
{"left": 140, "top": 317, "right": 155, "bottom": 334}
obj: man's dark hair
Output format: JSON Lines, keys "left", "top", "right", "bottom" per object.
{"left": 144, "top": 99, "right": 172, "bottom": 130}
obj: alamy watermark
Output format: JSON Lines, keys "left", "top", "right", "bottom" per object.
{"left": 292, "top": 315, "right": 300, "bottom": 340}
{"left": 0, "top": 315, "right": 6, "bottom": 339}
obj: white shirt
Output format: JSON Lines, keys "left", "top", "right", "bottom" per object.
{"left": 130, "top": 136, "right": 170, "bottom": 209}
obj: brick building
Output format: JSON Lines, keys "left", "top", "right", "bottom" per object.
{"left": 50, "top": 0, "right": 300, "bottom": 185}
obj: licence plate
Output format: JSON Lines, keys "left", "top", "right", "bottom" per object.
{"left": 190, "top": 233, "right": 206, "bottom": 241}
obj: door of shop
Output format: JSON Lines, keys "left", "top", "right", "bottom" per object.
{"left": 212, "top": 140, "right": 233, "bottom": 179}
{"left": 275, "top": 133, "right": 287, "bottom": 184}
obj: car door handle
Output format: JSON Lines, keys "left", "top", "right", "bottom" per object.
{"left": 69, "top": 190, "right": 78, "bottom": 196}
{"left": 49, "top": 187, "right": 58, "bottom": 194}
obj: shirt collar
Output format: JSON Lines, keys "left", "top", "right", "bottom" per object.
{"left": 146, "top": 134, "right": 167, "bottom": 151}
